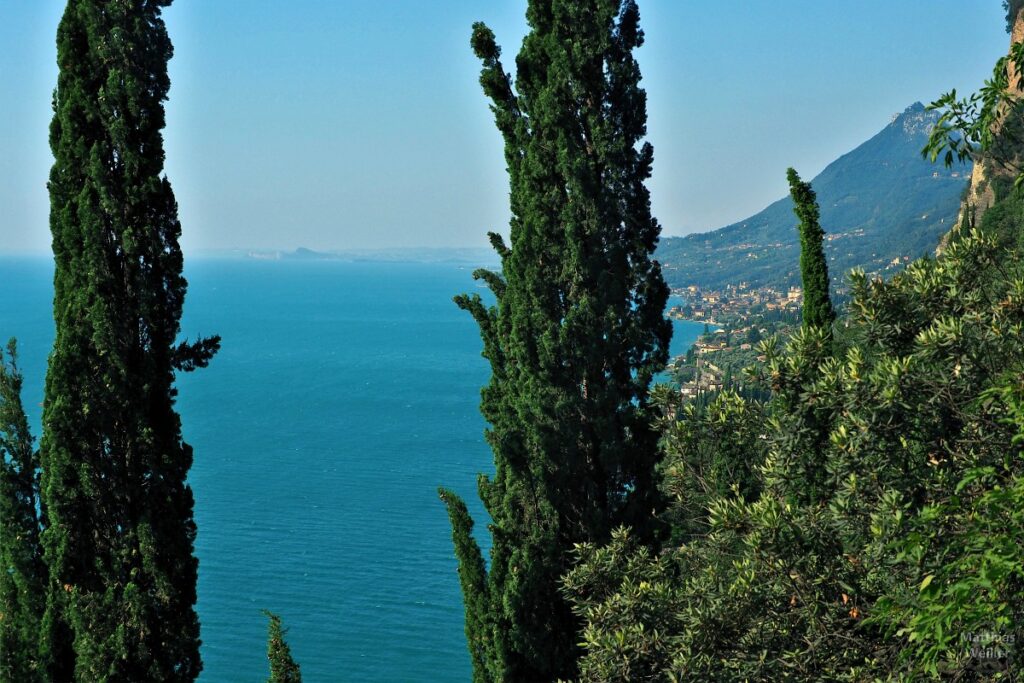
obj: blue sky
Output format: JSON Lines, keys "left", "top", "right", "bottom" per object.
{"left": 0, "top": 1, "right": 1009, "bottom": 253}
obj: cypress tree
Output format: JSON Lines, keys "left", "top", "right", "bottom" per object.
{"left": 787, "top": 168, "right": 835, "bottom": 333}
{"left": 40, "top": 1, "right": 218, "bottom": 679}
{"left": 438, "top": 490, "right": 490, "bottom": 683}
{"left": 0, "top": 339, "right": 46, "bottom": 682}
{"left": 264, "top": 611, "right": 302, "bottom": 683}
{"left": 440, "top": 2, "right": 671, "bottom": 680}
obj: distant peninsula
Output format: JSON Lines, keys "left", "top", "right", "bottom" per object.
{"left": 246, "top": 247, "right": 341, "bottom": 261}
{"left": 244, "top": 246, "right": 500, "bottom": 264}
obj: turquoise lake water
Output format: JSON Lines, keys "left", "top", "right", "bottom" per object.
{"left": 0, "top": 257, "right": 703, "bottom": 681}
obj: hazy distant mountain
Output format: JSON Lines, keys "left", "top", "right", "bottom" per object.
{"left": 284, "top": 247, "right": 340, "bottom": 260}
{"left": 656, "top": 103, "right": 971, "bottom": 290}
{"left": 244, "top": 246, "right": 500, "bottom": 265}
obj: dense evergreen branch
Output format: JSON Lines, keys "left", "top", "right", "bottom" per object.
{"left": 39, "top": 1, "right": 216, "bottom": 678}
{"left": 439, "top": 489, "right": 492, "bottom": 683}
{"left": 787, "top": 168, "right": 836, "bottom": 334}
{"left": 264, "top": 611, "right": 302, "bottom": 683}
{"left": 0, "top": 339, "right": 45, "bottom": 683}
{"left": 172, "top": 335, "right": 222, "bottom": 373}
{"left": 443, "top": 2, "right": 670, "bottom": 680}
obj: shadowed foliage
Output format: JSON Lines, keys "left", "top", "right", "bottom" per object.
{"left": 0, "top": 340, "right": 45, "bottom": 682}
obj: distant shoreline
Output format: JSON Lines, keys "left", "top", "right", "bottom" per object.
{"left": 669, "top": 316, "right": 722, "bottom": 328}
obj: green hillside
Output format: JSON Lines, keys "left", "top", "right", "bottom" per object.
{"left": 657, "top": 103, "right": 970, "bottom": 290}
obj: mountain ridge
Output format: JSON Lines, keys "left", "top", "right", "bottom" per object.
{"left": 656, "top": 102, "right": 971, "bottom": 290}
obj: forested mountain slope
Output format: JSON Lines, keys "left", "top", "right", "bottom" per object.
{"left": 657, "top": 103, "right": 970, "bottom": 290}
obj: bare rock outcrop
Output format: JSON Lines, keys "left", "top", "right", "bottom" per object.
{"left": 939, "top": 7, "right": 1024, "bottom": 252}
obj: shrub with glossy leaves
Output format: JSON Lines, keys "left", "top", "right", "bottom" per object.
{"left": 565, "top": 229, "right": 1024, "bottom": 681}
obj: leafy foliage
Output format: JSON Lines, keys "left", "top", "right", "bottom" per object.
{"left": 870, "top": 453, "right": 1024, "bottom": 678}
{"left": 566, "top": 224, "right": 1024, "bottom": 681}
{"left": 564, "top": 21, "right": 1024, "bottom": 679}
{"left": 923, "top": 43, "right": 1024, "bottom": 186}
{"left": 652, "top": 388, "right": 766, "bottom": 544}
{"left": 925, "top": 3, "right": 1024, "bottom": 195}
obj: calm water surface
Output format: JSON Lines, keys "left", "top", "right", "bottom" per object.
{"left": 0, "top": 257, "right": 702, "bottom": 681}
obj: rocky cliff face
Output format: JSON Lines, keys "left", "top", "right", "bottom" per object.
{"left": 942, "top": 7, "right": 1024, "bottom": 251}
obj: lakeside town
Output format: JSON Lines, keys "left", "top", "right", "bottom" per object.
{"left": 664, "top": 241, "right": 923, "bottom": 404}
{"left": 665, "top": 282, "right": 804, "bottom": 403}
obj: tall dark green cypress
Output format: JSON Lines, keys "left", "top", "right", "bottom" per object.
{"left": 0, "top": 340, "right": 46, "bottom": 683}
{"left": 787, "top": 168, "right": 835, "bottom": 333}
{"left": 264, "top": 612, "right": 302, "bottom": 683}
{"left": 40, "top": 1, "right": 218, "bottom": 679}
{"left": 440, "top": 2, "right": 671, "bottom": 680}
{"left": 438, "top": 490, "right": 490, "bottom": 682}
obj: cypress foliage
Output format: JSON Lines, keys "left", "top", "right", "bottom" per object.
{"left": 786, "top": 168, "right": 835, "bottom": 333}
{"left": 441, "top": 1, "right": 671, "bottom": 680}
{"left": 264, "top": 612, "right": 302, "bottom": 683}
{"left": 0, "top": 339, "right": 46, "bottom": 682}
{"left": 438, "top": 489, "right": 491, "bottom": 683}
{"left": 40, "top": 1, "right": 218, "bottom": 679}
